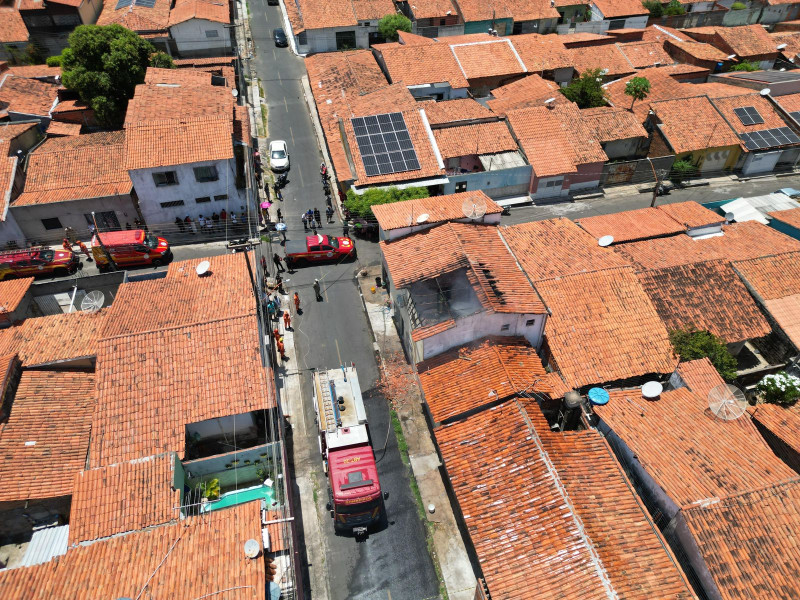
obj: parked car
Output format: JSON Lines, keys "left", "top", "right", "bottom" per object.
{"left": 0, "top": 246, "right": 78, "bottom": 279}
{"left": 269, "top": 140, "right": 290, "bottom": 172}
{"left": 284, "top": 234, "right": 355, "bottom": 268}
{"left": 273, "top": 28, "right": 288, "bottom": 47}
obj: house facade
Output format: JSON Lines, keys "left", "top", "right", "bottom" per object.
{"left": 169, "top": 0, "right": 232, "bottom": 56}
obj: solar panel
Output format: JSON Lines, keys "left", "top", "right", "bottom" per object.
{"left": 116, "top": 0, "right": 132, "bottom": 8}
{"left": 791, "top": 111, "right": 800, "bottom": 122}
{"left": 739, "top": 127, "right": 800, "bottom": 150}
{"left": 136, "top": 0, "right": 157, "bottom": 6}
{"left": 351, "top": 112, "right": 420, "bottom": 177}
{"left": 733, "top": 106, "right": 765, "bottom": 126}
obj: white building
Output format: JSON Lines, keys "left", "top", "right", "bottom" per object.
{"left": 588, "top": 0, "right": 648, "bottom": 32}
{"left": 169, "top": 0, "right": 233, "bottom": 57}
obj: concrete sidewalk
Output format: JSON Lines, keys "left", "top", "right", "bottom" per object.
{"left": 356, "top": 265, "right": 477, "bottom": 600}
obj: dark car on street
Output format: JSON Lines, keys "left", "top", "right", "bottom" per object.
{"left": 273, "top": 28, "right": 288, "bottom": 47}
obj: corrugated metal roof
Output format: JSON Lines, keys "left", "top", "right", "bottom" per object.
{"left": 20, "top": 525, "right": 68, "bottom": 568}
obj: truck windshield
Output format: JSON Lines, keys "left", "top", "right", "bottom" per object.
{"left": 337, "top": 496, "right": 380, "bottom": 515}
{"left": 40, "top": 250, "right": 55, "bottom": 262}
{"left": 328, "top": 237, "right": 339, "bottom": 250}
{"left": 144, "top": 234, "right": 159, "bottom": 249}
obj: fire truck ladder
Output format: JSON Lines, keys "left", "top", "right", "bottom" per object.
{"left": 317, "top": 370, "right": 340, "bottom": 433}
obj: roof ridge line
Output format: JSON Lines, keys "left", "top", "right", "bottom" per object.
{"left": 512, "top": 399, "right": 620, "bottom": 600}
{"left": 99, "top": 311, "right": 256, "bottom": 341}
{"left": 681, "top": 476, "right": 800, "bottom": 510}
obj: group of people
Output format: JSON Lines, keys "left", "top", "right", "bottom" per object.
{"left": 62, "top": 236, "right": 92, "bottom": 262}
{"left": 176, "top": 211, "right": 241, "bottom": 234}
{"left": 301, "top": 207, "right": 334, "bottom": 231}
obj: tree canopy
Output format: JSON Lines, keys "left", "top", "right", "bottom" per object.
{"left": 345, "top": 186, "right": 428, "bottom": 219}
{"left": 625, "top": 76, "right": 650, "bottom": 111}
{"left": 729, "top": 60, "right": 758, "bottom": 72}
{"left": 378, "top": 14, "right": 412, "bottom": 42}
{"left": 60, "top": 24, "right": 174, "bottom": 128}
{"left": 669, "top": 327, "right": 738, "bottom": 382}
{"left": 560, "top": 68, "right": 608, "bottom": 109}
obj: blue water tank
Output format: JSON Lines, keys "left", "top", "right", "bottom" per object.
{"left": 588, "top": 387, "right": 610, "bottom": 405}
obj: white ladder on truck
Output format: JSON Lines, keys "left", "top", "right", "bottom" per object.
{"left": 318, "top": 370, "right": 338, "bottom": 433}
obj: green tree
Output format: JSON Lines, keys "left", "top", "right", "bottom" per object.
{"left": 59, "top": 24, "right": 171, "bottom": 128}
{"left": 378, "top": 14, "right": 412, "bottom": 42}
{"left": 664, "top": 0, "right": 686, "bottom": 15}
{"left": 669, "top": 327, "right": 738, "bottom": 382}
{"left": 150, "top": 52, "right": 175, "bottom": 69}
{"left": 642, "top": 0, "right": 663, "bottom": 17}
{"left": 730, "top": 1, "right": 746, "bottom": 8}
{"left": 560, "top": 68, "right": 608, "bottom": 109}
{"left": 345, "top": 186, "right": 428, "bottom": 219}
{"left": 670, "top": 158, "right": 697, "bottom": 184}
{"left": 729, "top": 60, "right": 758, "bottom": 72}
{"left": 625, "top": 76, "right": 650, "bottom": 111}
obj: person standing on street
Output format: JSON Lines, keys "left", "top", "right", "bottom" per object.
{"left": 293, "top": 291, "right": 301, "bottom": 314}
{"left": 314, "top": 208, "right": 322, "bottom": 228}
{"left": 78, "top": 240, "right": 92, "bottom": 262}
{"left": 313, "top": 278, "right": 322, "bottom": 302}
{"left": 175, "top": 217, "right": 185, "bottom": 233}
{"left": 273, "top": 253, "right": 285, "bottom": 272}
{"left": 276, "top": 208, "right": 283, "bottom": 222}
{"left": 198, "top": 215, "right": 206, "bottom": 230}
{"left": 62, "top": 238, "right": 72, "bottom": 251}
{"left": 261, "top": 255, "right": 268, "bottom": 277}
{"left": 283, "top": 310, "right": 291, "bottom": 331}
{"left": 301, "top": 212, "right": 308, "bottom": 231}
{"left": 342, "top": 221, "right": 350, "bottom": 238}
{"left": 326, "top": 205, "right": 334, "bottom": 223}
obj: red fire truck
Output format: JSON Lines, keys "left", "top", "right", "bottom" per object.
{"left": 313, "top": 364, "right": 384, "bottom": 534}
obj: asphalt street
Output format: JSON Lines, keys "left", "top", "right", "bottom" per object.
{"left": 249, "top": 2, "right": 440, "bottom": 599}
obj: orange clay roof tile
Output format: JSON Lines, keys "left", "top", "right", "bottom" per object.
{"left": 751, "top": 403, "right": 800, "bottom": 459}
{"left": 657, "top": 200, "right": 726, "bottom": 229}
{"left": 595, "top": 385, "right": 798, "bottom": 507}
{"left": 652, "top": 95, "right": 741, "bottom": 154}
{"left": 675, "top": 357, "right": 726, "bottom": 398}
{"left": 591, "top": 0, "right": 648, "bottom": 17}
{"left": 450, "top": 39, "right": 528, "bottom": 79}
{"left": 713, "top": 93, "right": 792, "bottom": 136}
{"left": 568, "top": 44, "right": 636, "bottom": 78}
{"left": 292, "top": 0, "right": 394, "bottom": 30}
{"left": 769, "top": 207, "right": 800, "bottom": 230}
{"left": 169, "top": 0, "right": 230, "bottom": 25}
{"left": 0, "top": 502, "right": 266, "bottom": 599}
{"left": 776, "top": 92, "right": 800, "bottom": 113}
{"left": 144, "top": 66, "right": 212, "bottom": 86}
{"left": 486, "top": 74, "right": 565, "bottom": 116}
{"left": 6, "top": 65, "right": 59, "bottom": 80}
{"left": 96, "top": 0, "right": 171, "bottom": 31}
{"left": 378, "top": 43, "right": 468, "bottom": 89}
{"left": 501, "top": 218, "right": 629, "bottom": 282}
{"left": 432, "top": 121, "right": 518, "bottom": 160}
{"left": 124, "top": 83, "right": 234, "bottom": 127}
{"left": 667, "top": 39, "right": 732, "bottom": 62}
{"left": 421, "top": 98, "right": 494, "bottom": 125}
{"left": 372, "top": 190, "right": 501, "bottom": 231}
{"left": 617, "top": 40, "right": 674, "bottom": 68}
{"left": 0, "top": 74, "right": 57, "bottom": 117}
{"left": 684, "top": 25, "right": 778, "bottom": 59}
{"left": 0, "top": 277, "right": 32, "bottom": 314}
{"left": 535, "top": 267, "right": 677, "bottom": 389}
{"left": 509, "top": 34, "right": 574, "bottom": 72}
{"left": 0, "top": 370, "right": 94, "bottom": 501}
{"left": 0, "top": 8, "right": 28, "bottom": 43}
{"left": 636, "top": 260, "right": 771, "bottom": 344}
{"left": 45, "top": 121, "right": 80, "bottom": 136}
{"left": 124, "top": 117, "right": 233, "bottom": 170}
{"left": 418, "top": 337, "right": 549, "bottom": 423}
{"left": 579, "top": 105, "right": 648, "bottom": 142}
{"left": 577, "top": 206, "right": 684, "bottom": 243}
{"left": 435, "top": 399, "right": 695, "bottom": 600}
{"left": 69, "top": 453, "right": 180, "bottom": 545}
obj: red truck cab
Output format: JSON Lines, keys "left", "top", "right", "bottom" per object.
{"left": 285, "top": 234, "right": 355, "bottom": 268}
{"left": 328, "top": 437, "right": 383, "bottom": 530}
{"left": 92, "top": 229, "right": 171, "bottom": 269}
{"left": 0, "top": 247, "right": 78, "bottom": 280}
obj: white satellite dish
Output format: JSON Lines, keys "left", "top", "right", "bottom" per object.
{"left": 196, "top": 260, "right": 211, "bottom": 276}
{"left": 416, "top": 213, "right": 429, "bottom": 224}
{"left": 641, "top": 381, "right": 663, "bottom": 399}
{"left": 462, "top": 198, "right": 487, "bottom": 219}
{"left": 708, "top": 383, "right": 748, "bottom": 420}
{"left": 598, "top": 235, "right": 614, "bottom": 247}
{"left": 760, "top": 87, "right": 771, "bottom": 96}
{"left": 243, "top": 538, "right": 260, "bottom": 559}
{"left": 80, "top": 290, "right": 105, "bottom": 312}
{"left": 231, "top": 88, "right": 239, "bottom": 98}
{"left": 724, "top": 211, "right": 735, "bottom": 223}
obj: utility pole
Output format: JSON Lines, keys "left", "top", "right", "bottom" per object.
{"left": 647, "top": 159, "right": 668, "bottom": 208}
{"left": 91, "top": 211, "right": 116, "bottom": 271}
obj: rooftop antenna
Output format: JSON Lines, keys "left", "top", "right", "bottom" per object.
{"left": 708, "top": 383, "right": 748, "bottom": 420}
{"left": 80, "top": 290, "right": 105, "bottom": 312}
{"left": 195, "top": 260, "right": 211, "bottom": 277}
{"left": 462, "top": 197, "right": 487, "bottom": 220}
{"left": 598, "top": 235, "right": 614, "bottom": 247}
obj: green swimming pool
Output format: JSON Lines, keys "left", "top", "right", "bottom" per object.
{"left": 202, "top": 484, "right": 275, "bottom": 512}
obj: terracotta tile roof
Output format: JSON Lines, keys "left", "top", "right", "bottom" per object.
{"left": 652, "top": 96, "right": 741, "bottom": 154}
{"left": 0, "top": 277, "right": 32, "bottom": 315}
{"left": 170, "top": 0, "right": 230, "bottom": 24}
{"left": 0, "top": 149, "right": 12, "bottom": 221}
{"left": 560, "top": 32, "right": 610, "bottom": 44}
{"left": 45, "top": 121, "right": 80, "bottom": 136}
{"left": 509, "top": 34, "right": 574, "bottom": 72}
{"left": 381, "top": 222, "right": 546, "bottom": 313}
{"left": 568, "top": 44, "right": 636, "bottom": 78}
{"left": 234, "top": 104, "right": 251, "bottom": 146}
{"left": 293, "top": 0, "right": 394, "bottom": 29}
{"left": 0, "top": 121, "right": 37, "bottom": 141}
{"left": 0, "top": 371, "right": 94, "bottom": 501}
{"left": 591, "top": 0, "right": 648, "bottom": 17}
{"left": 418, "top": 337, "right": 550, "bottom": 423}
{"left": 641, "top": 24, "right": 690, "bottom": 45}
{"left": 145, "top": 66, "right": 212, "bottom": 86}
{"left": 101, "top": 253, "right": 255, "bottom": 338}
{"left": 50, "top": 98, "right": 90, "bottom": 114}
{"left": 6, "top": 65, "right": 60, "bottom": 80}
{"left": 536, "top": 267, "right": 677, "bottom": 389}
{"left": 262, "top": 509, "right": 288, "bottom": 552}
{"left": 0, "top": 7, "right": 28, "bottom": 43}
{"left": 596, "top": 386, "right": 797, "bottom": 507}
{"left": 0, "top": 501, "right": 266, "bottom": 599}
{"left": 0, "top": 74, "right": 57, "bottom": 117}
{"left": 305, "top": 50, "right": 388, "bottom": 179}
{"left": 501, "top": 218, "right": 629, "bottom": 282}
{"left": 450, "top": 39, "right": 528, "bottom": 79}
{"left": 776, "top": 92, "right": 800, "bottom": 115}
{"left": 96, "top": 0, "right": 171, "bottom": 31}
{"left": 342, "top": 106, "right": 444, "bottom": 186}
{"left": 657, "top": 200, "right": 726, "bottom": 229}
{"left": 451, "top": 0, "right": 511, "bottom": 20}
{"left": 410, "top": 318, "right": 456, "bottom": 342}
{"left": 486, "top": 74, "right": 565, "bottom": 116}
{"left": 433, "top": 121, "right": 518, "bottom": 160}
{"left": 91, "top": 315, "right": 274, "bottom": 467}
{"left": 636, "top": 260, "right": 771, "bottom": 343}
{"left": 577, "top": 206, "right": 684, "bottom": 243}
{"left": 617, "top": 40, "right": 673, "bottom": 68}
{"left": 174, "top": 56, "right": 236, "bottom": 67}
{"left": 580, "top": 105, "right": 648, "bottom": 142}
{"left": 125, "top": 82, "right": 234, "bottom": 127}
{"left": 712, "top": 93, "right": 792, "bottom": 137}
{"left": 14, "top": 131, "right": 131, "bottom": 206}
{"left": 675, "top": 357, "right": 725, "bottom": 399}
{"left": 372, "top": 190, "right": 501, "bottom": 231}
{"left": 436, "top": 399, "right": 695, "bottom": 600}
{"left": 684, "top": 25, "right": 779, "bottom": 59}
{"left": 69, "top": 453, "right": 180, "bottom": 545}
{"left": 422, "top": 98, "right": 494, "bottom": 125}
{"left": 0, "top": 310, "right": 106, "bottom": 367}
{"left": 378, "top": 43, "right": 468, "bottom": 88}
{"left": 615, "top": 222, "right": 800, "bottom": 270}
{"left": 125, "top": 117, "right": 233, "bottom": 170}
{"left": 752, "top": 402, "right": 800, "bottom": 459}
{"left": 409, "top": 0, "right": 457, "bottom": 18}
{"left": 667, "top": 39, "right": 732, "bottom": 62}
{"left": 770, "top": 208, "right": 800, "bottom": 231}
{"left": 506, "top": 104, "right": 607, "bottom": 178}
{"left": 682, "top": 480, "right": 800, "bottom": 600}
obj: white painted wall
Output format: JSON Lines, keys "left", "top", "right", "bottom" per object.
{"left": 407, "top": 83, "right": 469, "bottom": 100}
{"left": 602, "top": 137, "right": 642, "bottom": 160}
{"left": 129, "top": 158, "right": 245, "bottom": 225}
{"left": 760, "top": 4, "right": 800, "bottom": 24}
{"left": 300, "top": 23, "right": 379, "bottom": 54}
{"left": 588, "top": 5, "right": 648, "bottom": 31}
{"left": 171, "top": 19, "right": 232, "bottom": 56}
{"left": 0, "top": 213, "right": 26, "bottom": 248}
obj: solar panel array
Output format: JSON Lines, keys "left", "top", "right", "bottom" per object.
{"left": 137, "top": 0, "right": 157, "bottom": 6}
{"left": 351, "top": 113, "right": 420, "bottom": 177}
{"left": 116, "top": 0, "right": 132, "bottom": 8}
{"left": 791, "top": 110, "right": 800, "bottom": 122}
{"left": 738, "top": 127, "right": 800, "bottom": 150}
{"left": 733, "top": 106, "right": 764, "bottom": 126}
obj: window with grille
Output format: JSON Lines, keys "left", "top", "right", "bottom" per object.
{"left": 153, "top": 171, "right": 178, "bottom": 186}
{"left": 193, "top": 166, "right": 219, "bottom": 182}
{"left": 160, "top": 200, "right": 185, "bottom": 208}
